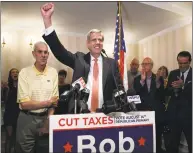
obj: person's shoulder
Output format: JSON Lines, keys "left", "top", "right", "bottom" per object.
{"left": 76, "top": 51, "right": 86, "bottom": 56}
{"left": 46, "top": 66, "right": 58, "bottom": 74}
{"left": 19, "top": 65, "right": 33, "bottom": 74}
{"left": 169, "top": 69, "right": 179, "bottom": 74}
{"left": 137, "top": 71, "right": 141, "bottom": 75}
{"left": 103, "top": 56, "right": 117, "bottom": 64}
{"left": 135, "top": 74, "right": 141, "bottom": 80}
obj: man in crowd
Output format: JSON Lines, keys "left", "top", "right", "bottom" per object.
{"left": 127, "top": 58, "right": 141, "bottom": 89}
{"left": 133, "top": 57, "right": 165, "bottom": 153}
{"left": 15, "top": 41, "right": 59, "bottom": 153}
{"left": 166, "top": 51, "right": 192, "bottom": 153}
{"left": 40, "top": 3, "right": 123, "bottom": 113}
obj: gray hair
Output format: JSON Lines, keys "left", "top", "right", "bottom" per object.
{"left": 33, "top": 41, "right": 48, "bottom": 51}
{"left": 86, "top": 29, "right": 104, "bottom": 41}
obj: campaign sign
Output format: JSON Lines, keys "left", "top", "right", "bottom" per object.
{"left": 50, "top": 111, "right": 155, "bottom": 153}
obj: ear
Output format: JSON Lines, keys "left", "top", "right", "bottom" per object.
{"left": 86, "top": 40, "right": 89, "bottom": 47}
{"left": 32, "top": 51, "right": 35, "bottom": 58}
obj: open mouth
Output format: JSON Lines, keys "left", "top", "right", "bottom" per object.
{"left": 13, "top": 75, "right": 18, "bottom": 79}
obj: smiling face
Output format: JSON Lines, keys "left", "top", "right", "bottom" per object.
{"left": 177, "top": 56, "right": 191, "bottom": 72}
{"left": 86, "top": 30, "right": 104, "bottom": 58}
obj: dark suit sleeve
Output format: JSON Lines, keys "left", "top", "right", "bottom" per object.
{"left": 165, "top": 71, "right": 182, "bottom": 96}
{"left": 133, "top": 76, "right": 145, "bottom": 94}
{"left": 165, "top": 71, "right": 174, "bottom": 96}
{"left": 43, "top": 31, "right": 76, "bottom": 69}
{"left": 156, "top": 77, "right": 165, "bottom": 103}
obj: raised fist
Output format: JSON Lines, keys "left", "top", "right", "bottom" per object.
{"left": 40, "top": 3, "right": 54, "bottom": 19}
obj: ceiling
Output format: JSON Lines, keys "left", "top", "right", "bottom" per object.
{"left": 1, "top": 1, "right": 192, "bottom": 42}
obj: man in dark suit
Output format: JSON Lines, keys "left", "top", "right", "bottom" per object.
{"left": 40, "top": 3, "right": 122, "bottom": 113}
{"left": 166, "top": 51, "right": 192, "bottom": 153}
{"left": 133, "top": 57, "right": 165, "bottom": 153}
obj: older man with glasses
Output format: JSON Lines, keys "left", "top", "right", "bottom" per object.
{"left": 133, "top": 57, "right": 165, "bottom": 153}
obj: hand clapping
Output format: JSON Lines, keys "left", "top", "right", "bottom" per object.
{"left": 171, "top": 76, "right": 184, "bottom": 89}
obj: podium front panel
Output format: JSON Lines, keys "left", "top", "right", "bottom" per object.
{"left": 50, "top": 111, "right": 156, "bottom": 153}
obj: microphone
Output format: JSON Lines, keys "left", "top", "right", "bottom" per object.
{"left": 101, "top": 49, "right": 108, "bottom": 57}
{"left": 102, "top": 48, "right": 125, "bottom": 103}
{"left": 79, "top": 88, "right": 90, "bottom": 113}
{"left": 98, "top": 88, "right": 125, "bottom": 114}
{"left": 59, "top": 90, "right": 70, "bottom": 101}
{"left": 71, "top": 77, "right": 86, "bottom": 91}
{"left": 95, "top": 108, "right": 104, "bottom": 113}
{"left": 126, "top": 89, "right": 138, "bottom": 111}
{"left": 113, "top": 87, "right": 126, "bottom": 106}
{"left": 60, "top": 77, "right": 86, "bottom": 99}
{"left": 96, "top": 101, "right": 121, "bottom": 114}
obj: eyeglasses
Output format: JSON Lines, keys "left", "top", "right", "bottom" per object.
{"left": 141, "top": 63, "right": 152, "bottom": 66}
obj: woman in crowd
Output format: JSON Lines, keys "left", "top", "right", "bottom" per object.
{"left": 55, "top": 69, "right": 71, "bottom": 114}
{"left": 1, "top": 81, "right": 9, "bottom": 127}
{"left": 3, "top": 68, "right": 20, "bottom": 153}
{"left": 157, "top": 66, "right": 170, "bottom": 152}
{"left": 157, "top": 66, "right": 169, "bottom": 88}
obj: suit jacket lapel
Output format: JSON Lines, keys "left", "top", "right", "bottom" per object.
{"left": 102, "top": 56, "right": 110, "bottom": 90}
{"left": 150, "top": 74, "right": 156, "bottom": 92}
{"left": 83, "top": 53, "right": 91, "bottom": 83}
{"left": 144, "top": 80, "right": 148, "bottom": 93}
{"left": 185, "top": 67, "right": 192, "bottom": 84}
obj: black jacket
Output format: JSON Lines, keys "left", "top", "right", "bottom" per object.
{"left": 165, "top": 68, "right": 192, "bottom": 122}
{"left": 134, "top": 73, "right": 165, "bottom": 123}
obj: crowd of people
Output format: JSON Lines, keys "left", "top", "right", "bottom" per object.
{"left": 127, "top": 52, "right": 192, "bottom": 153}
{"left": 1, "top": 2, "right": 192, "bottom": 153}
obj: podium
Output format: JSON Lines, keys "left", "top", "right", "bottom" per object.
{"left": 49, "top": 111, "right": 156, "bottom": 153}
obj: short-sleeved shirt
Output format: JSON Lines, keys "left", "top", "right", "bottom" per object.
{"left": 17, "top": 65, "right": 59, "bottom": 113}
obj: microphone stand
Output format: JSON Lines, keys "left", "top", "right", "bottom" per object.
{"left": 102, "top": 49, "right": 126, "bottom": 108}
{"left": 73, "top": 91, "right": 80, "bottom": 114}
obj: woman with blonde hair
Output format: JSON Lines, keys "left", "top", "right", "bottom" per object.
{"left": 157, "top": 66, "right": 171, "bottom": 151}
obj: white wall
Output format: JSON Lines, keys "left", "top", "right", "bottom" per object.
{"left": 137, "top": 23, "right": 192, "bottom": 73}
{"left": 1, "top": 22, "right": 192, "bottom": 82}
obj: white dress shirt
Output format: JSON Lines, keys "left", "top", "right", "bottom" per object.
{"left": 44, "top": 26, "right": 54, "bottom": 36}
{"left": 181, "top": 67, "right": 190, "bottom": 83}
{"left": 86, "top": 54, "right": 104, "bottom": 110}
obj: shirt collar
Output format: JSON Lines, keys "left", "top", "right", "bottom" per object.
{"left": 90, "top": 54, "right": 102, "bottom": 62}
{"left": 146, "top": 73, "right": 152, "bottom": 79}
{"left": 181, "top": 67, "right": 190, "bottom": 74}
{"left": 33, "top": 65, "right": 48, "bottom": 76}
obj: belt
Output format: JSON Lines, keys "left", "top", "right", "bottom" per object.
{"left": 21, "top": 110, "right": 48, "bottom": 116}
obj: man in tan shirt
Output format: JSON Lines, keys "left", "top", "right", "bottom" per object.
{"left": 15, "top": 41, "right": 59, "bottom": 153}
